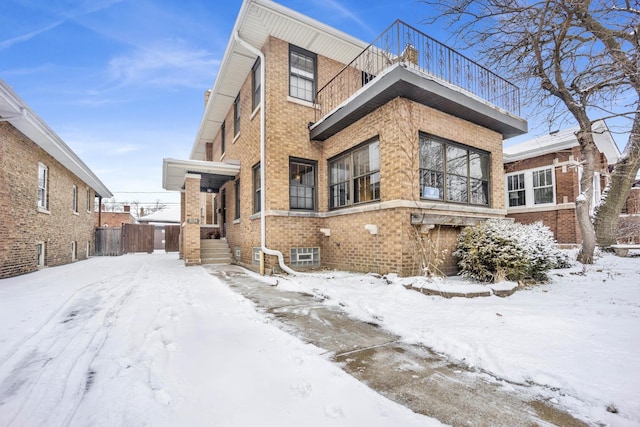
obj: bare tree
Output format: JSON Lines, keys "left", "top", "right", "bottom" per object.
{"left": 423, "top": 0, "right": 639, "bottom": 263}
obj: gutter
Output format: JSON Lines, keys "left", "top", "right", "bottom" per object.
{"left": 233, "top": 30, "right": 297, "bottom": 276}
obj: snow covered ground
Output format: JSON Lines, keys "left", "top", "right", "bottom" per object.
{"left": 273, "top": 251, "right": 640, "bottom": 426}
{"left": 0, "top": 251, "right": 638, "bottom": 426}
{"left": 0, "top": 253, "right": 437, "bottom": 426}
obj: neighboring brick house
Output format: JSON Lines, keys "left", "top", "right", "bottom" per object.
{"left": 94, "top": 205, "right": 136, "bottom": 227}
{"left": 1, "top": 79, "right": 112, "bottom": 279}
{"left": 619, "top": 180, "right": 640, "bottom": 244}
{"left": 162, "top": 0, "right": 527, "bottom": 276}
{"left": 503, "top": 120, "right": 620, "bottom": 245}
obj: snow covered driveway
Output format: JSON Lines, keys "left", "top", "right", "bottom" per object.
{"left": 0, "top": 253, "right": 436, "bottom": 426}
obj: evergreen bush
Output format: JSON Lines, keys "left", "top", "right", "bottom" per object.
{"left": 454, "top": 219, "right": 570, "bottom": 283}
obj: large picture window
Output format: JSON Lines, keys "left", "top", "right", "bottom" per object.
{"left": 329, "top": 139, "right": 380, "bottom": 209}
{"left": 290, "top": 159, "right": 316, "bottom": 210}
{"left": 289, "top": 45, "right": 316, "bottom": 102}
{"left": 419, "top": 134, "right": 490, "bottom": 206}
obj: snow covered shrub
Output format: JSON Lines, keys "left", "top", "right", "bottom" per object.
{"left": 454, "top": 219, "right": 570, "bottom": 283}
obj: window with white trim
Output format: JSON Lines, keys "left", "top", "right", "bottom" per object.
{"left": 86, "top": 188, "right": 91, "bottom": 212}
{"left": 72, "top": 185, "right": 78, "bottom": 213}
{"left": 533, "top": 168, "right": 554, "bottom": 204}
{"left": 36, "top": 242, "right": 45, "bottom": 267}
{"left": 71, "top": 241, "right": 77, "bottom": 261}
{"left": 505, "top": 167, "right": 556, "bottom": 208}
{"left": 38, "top": 163, "right": 48, "bottom": 209}
{"left": 507, "top": 173, "right": 525, "bottom": 207}
{"left": 234, "top": 178, "right": 240, "bottom": 220}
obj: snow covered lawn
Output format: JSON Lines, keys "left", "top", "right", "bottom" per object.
{"left": 274, "top": 251, "right": 640, "bottom": 426}
{"left": 0, "top": 253, "right": 437, "bottom": 426}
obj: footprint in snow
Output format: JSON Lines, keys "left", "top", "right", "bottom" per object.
{"left": 324, "top": 404, "right": 344, "bottom": 419}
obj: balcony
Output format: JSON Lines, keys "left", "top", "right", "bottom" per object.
{"left": 310, "top": 20, "right": 527, "bottom": 141}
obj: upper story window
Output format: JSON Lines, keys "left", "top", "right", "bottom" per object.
{"left": 221, "top": 121, "right": 226, "bottom": 154}
{"left": 289, "top": 45, "right": 316, "bottom": 102}
{"left": 290, "top": 159, "right": 316, "bottom": 210}
{"left": 233, "top": 95, "right": 240, "bottom": 136}
{"left": 72, "top": 185, "right": 78, "bottom": 213}
{"left": 253, "top": 163, "right": 261, "bottom": 214}
{"left": 252, "top": 58, "right": 261, "bottom": 111}
{"left": 419, "top": 134, "right": 490, "bottom": 206}
{"left": 38, "top": 163, "right": 48, "bottom": 210}
{"left": 329, "top": 139, "right": 380, "bottom": 209}
{"left": 505, "top": 167, "right": 556, "bottom": 208}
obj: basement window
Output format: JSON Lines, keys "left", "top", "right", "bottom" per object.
{"left": 290, "top": 247, "right": 320, "bottom": 267}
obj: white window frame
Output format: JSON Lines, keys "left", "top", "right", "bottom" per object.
{"left": 72, "top": 185, "right": 78, "bottom": 213}
{"left": 36, "top": 241, "right": 46, "bottom": 267}
{"left": 71, "top": 241, "right": 77, "bottom": 261}
{"left": 505, "top": 166, "right": 556, "bottom": 209}
{"left": 86, "top": 187, "right": 92, "bottom": 212}
{"left": 38, "top": 163, "right": 48, "bottom": 210}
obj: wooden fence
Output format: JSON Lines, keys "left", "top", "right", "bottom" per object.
{"left": 94, "top": 224, "right": 155, "bottom": 256}
{"left": 165, "top": 225, "right": 180, "bottom": 252}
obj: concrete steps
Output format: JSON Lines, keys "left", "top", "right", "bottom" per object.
{"left": 200, "top": 238, "right": 231, "bottom": 265}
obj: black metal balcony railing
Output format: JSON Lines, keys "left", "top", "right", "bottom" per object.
{"left": 314, "top": 20, "right": 520, "bottom": 122}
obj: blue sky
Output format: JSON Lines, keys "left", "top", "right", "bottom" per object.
{"left": 0, "top": 0, "right": 630, "bottom": 208}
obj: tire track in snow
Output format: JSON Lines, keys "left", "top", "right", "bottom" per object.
{"left": 0, "top": 266, "right": 145, "bottom": 426}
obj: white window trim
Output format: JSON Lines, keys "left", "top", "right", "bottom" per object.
{"left": 36, "top": 241, "right": 46, "bottom": 267}
{"left": 505, "top": 165, "right": 556, "bottom": 209}
{"left": 37, "top": 163, "right": 48, "bottom": 211}
{"left": 72, "top": 185, "right": 78, "bottom": 214}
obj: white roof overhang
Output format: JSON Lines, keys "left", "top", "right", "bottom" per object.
{"left": 162, "top": 158, "right": 240, "bottom": 192}
{"left": 189, "top": 0, "right": 369, "bottom": 160}
{"left": 0, "top": 79, "right": 113, "bottom": 198}
{"left": 504, "top": 120, "right": 621, "bottom": 165}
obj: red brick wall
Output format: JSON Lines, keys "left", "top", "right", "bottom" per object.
{"left": 1, "top": 122, "right": 97, "bottom": 278}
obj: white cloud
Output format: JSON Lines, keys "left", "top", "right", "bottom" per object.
{"left": 107, "top": 40, "right": 219, "bottom": 89}
{"left": 309, "top": 0, "right": 373, "bottom": 34}
{"left": 0, "top": 21, "right": 64, "bottom": 50}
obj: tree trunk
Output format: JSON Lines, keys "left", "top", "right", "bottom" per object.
{"left": 594, "top": 118, "right": 640, "bottom": 248}
{"left": 576, "top": 133, "right": 597, "bottom": 264}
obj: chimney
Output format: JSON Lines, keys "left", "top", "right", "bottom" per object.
{"left": 123, "top": 205, "right": 130, "bottom": 213}
{"left": 140, "top": 207, "right": 145, "bottom": 217}
{"left": 204, "top": 89, "right": 212, "bottom": 108}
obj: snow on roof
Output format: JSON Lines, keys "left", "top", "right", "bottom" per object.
{"left": 503, "top": 120, "right": 620, "bottom": 165}
{"left": 138, "top": 206, "right": 181, "bottom": 224}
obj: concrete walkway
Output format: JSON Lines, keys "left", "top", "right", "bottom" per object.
{"left": 207, "top": 265, "right": 589, "bottom": 427}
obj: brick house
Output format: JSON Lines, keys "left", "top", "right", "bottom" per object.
{"left": 162, "top": 0, "right": 527, "bottom": 276}
{"left": 94, "top": 205, "right": 136, "bottom": 227}
{"left": 1, "top": 79, "right": 112, "bottom": 279}
{"left": 503, "top": 120, "right": 620, "bottom": 245}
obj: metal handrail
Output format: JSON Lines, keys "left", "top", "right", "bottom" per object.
{"left": 314, "top": 20, "right": 520, "bottom": 121}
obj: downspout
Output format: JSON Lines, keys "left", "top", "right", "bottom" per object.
{"left": 234, "top": 31, "right": 297, "bottom": 275}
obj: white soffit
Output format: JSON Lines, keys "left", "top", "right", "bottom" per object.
{"left": 162, "top": 158, "right": 240, "bottom": 191}
{"left": 190, "top": 0, "right": 368, "bottom": 160}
